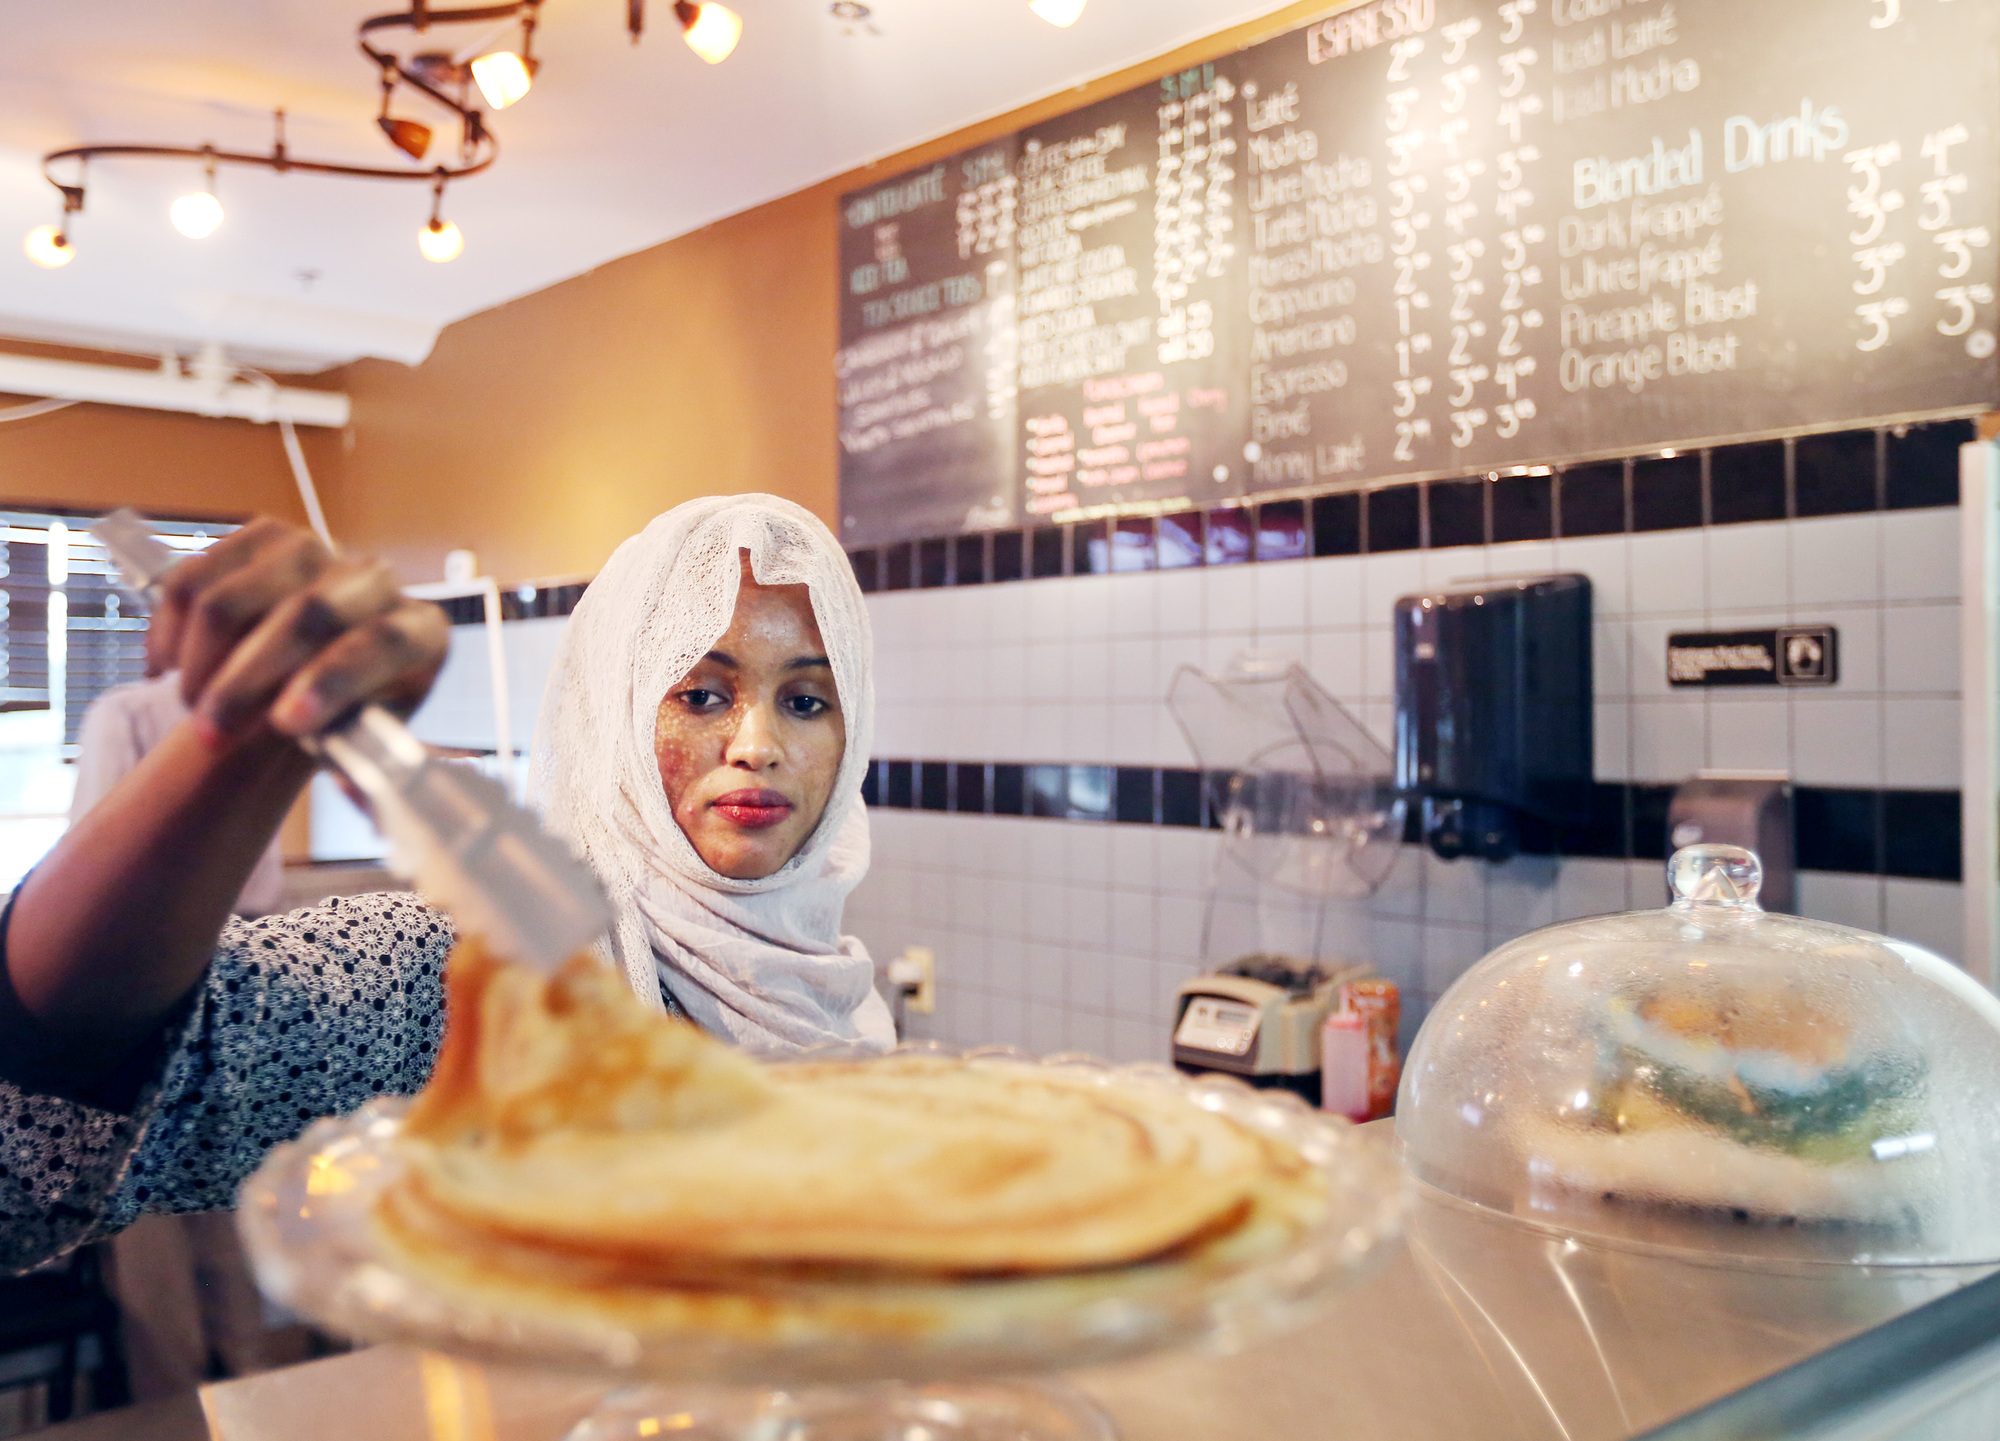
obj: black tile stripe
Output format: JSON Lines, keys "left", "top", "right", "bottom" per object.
{"left": 918, "top": 759, "right": 949, "bottom": 811}
{"left": 1708, "top": 441, "right": 1787, "bottom": 525}
{"left": 992, "top": 763, "right": 1025, "bottom": 815}
{"left": 1884, "top": 789, "right": 1960, "bottom": 879}
{"left": 1490, "top": 471, "right": 1553, "bottom": 542}
{"left": 439, "top": 579, "right": 591, "bottom": 626}
{"left": 1794, "top": 429, "right": 1880, "bottom": 517}
{"left": 953, "top": 532, "right": 988, "bottom": 586}
{"left": 424, "top": 428, "right": 1968, "bottom": 628}
{"left": 421, "top": 423, "right": 1974, "bottom": 627}
{"left": 1312, "top": 491, "right": 1362, "bottom": 555}
{"left": 864, "top": 763, "right": 1962, "bottom": 881}
{"left": 883, "top": 542, "right": 913, "bottom": 591}
{"left": 1558, "top": 460, "right": 1627, "bottom": 537}
{"left": 1366, "top": 483, "right": 1422, "bottom": 552}
{"left": 1889, "top": 422, "right": 1969, "bottom": 509}
{"left": 844, "top": 421, "right": 1972, "bottom": 595}
{"left": 992, "top": 530, "right": 1025, "bottom": 583}
{"left": 1029, "top": 527, "right": 1064, "bottom": 578}
{"left": 954, "top": 761, "right": 989, "bottom": 814}
{"left": 1631, "top": 452, "right": 1702, "bottom": 531}
{"left": 1426, "top": 477, "right": 1486, "bottom": 548}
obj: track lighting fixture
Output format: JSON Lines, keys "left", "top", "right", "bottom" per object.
{"left": 169, "top": 191, "right": 224, "bottom": 239}
{"left": 24, "top": 182, "right": 82, "bottom": 267}
{"left": 828, "top": 2, "right": 882, "bottom": 36}
{"left": 30, "top": 0, "right": 754, "bottom": 266}
{"left": 471, "top": 48, "right": 536, "bottom": 108}
{"left": 418, "top": 174, "right": 464, "bottom": 262}
{"left": 627, "top": 0, "right": 748, "bottom": 59}
{"left": 1029, "top": 0, "right": 1087, "bottom": 25}
{"left": 418, "top": 217, "right": 465, "bottom": 262}
{"left": 373, "top": 61, "right": 434, "bottom": 161}
{"left": 24, "top": 224, "right": 73, "bottom": 269}
{"left": 170, "top": 151, "right": 224, "bottom": 238}
{"left": 377, "top": 116, "right": 435, "bottom": 161}
{"left": 675, "top": 1, "right": 744, "bottom": 63}
{"left": 475, "top": 4, "right": 540, "bottom": 109}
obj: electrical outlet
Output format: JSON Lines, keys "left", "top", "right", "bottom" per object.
{"left": 888, "top": 947, "right": 937, "bottom": 1014}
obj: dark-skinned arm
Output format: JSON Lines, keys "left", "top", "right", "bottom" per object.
{"left": 2, "top": 519, "right": 448, "bottom": 1099}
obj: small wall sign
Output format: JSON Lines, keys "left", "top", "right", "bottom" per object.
{"left": 1667, "top": 627, "right": 1839, "bottom": 687}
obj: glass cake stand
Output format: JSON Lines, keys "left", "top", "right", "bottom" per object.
{"left": 237, "top": 1046, "right": 1409, "bottom": 1441}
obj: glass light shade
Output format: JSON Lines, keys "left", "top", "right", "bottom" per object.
{"left": 1029, "top": 0, "right": 1087, "bottom": 26}
{"left": 170, "top": 191, "right": 224, "bottom": 239}
{"left": 682, "top": 2, "right": 743, "bottom": 63}
{"left": 1398, "top": 844, "right": 2000, "bottom": 1267}
{"left": 471, "top": 50, "right": 533, "bottom": 109}
{"left": 418, "top": 218, "right": 464, "bottom": 263}
{"left": 23, "top": 224, "right": 73, "bottom": 268}
{"left": 378, "top": 116, "right": 433, "bottom": 161}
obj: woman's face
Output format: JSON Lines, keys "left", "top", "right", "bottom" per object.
{"left": 655, "top": 559, "right": 846, "bottom": 880}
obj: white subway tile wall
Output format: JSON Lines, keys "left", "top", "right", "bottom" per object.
{"left": 848, "top": 509, "right": 1967, "bottom": 1057}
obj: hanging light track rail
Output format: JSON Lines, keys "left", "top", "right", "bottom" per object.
{"left": 23, "top": 0, "right": 754, "bottom": 267}
{"left": 41, "top": 129, "right": 497, "bottom": 193}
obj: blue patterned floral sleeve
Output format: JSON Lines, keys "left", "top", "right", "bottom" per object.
{"left": 0, "top": 892, "right": 452, "bottom": 1274}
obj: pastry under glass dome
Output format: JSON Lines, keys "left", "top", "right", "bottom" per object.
{"left": 1397, "top": 844, "right": 2000, "bottom": 1266}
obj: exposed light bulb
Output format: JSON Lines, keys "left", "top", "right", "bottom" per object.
{"left": 419, "top": 217, "right": 464, "bottom": 263}
{"left": 471, "top": 49, "right": 534, "bottom": 108}
{"left": 1029, "top": 0, "right": 1086, "bottom": 25}
{"left": 24, "top": 224, "right": 74, "bottom": 268}
{"left": 170, "top": 190, "right": 225, "bottom": 239}
{"left": 678, "top": 1, "right": 743, "bottom": 63}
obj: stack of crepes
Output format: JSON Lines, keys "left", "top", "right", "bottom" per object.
{"left": 372, "top": 942, "right": 1332, "bottom": 1341}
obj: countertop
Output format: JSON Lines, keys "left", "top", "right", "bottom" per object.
{"left": 30, "top": 1152, "right": 1982, "bottom": 1441}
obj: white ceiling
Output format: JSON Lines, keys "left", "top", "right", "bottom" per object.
{"left": 0, "top": 0, "right": 1301, "bottom": 372}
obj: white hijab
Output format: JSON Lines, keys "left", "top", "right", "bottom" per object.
{"left": 532, "top": 494, "right": 893, "bottom": 1054}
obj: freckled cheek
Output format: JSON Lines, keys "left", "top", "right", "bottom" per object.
{"left": 654, "top": 707, "right": 720, "bottom": 822}
{"left": 799, "top": 720, "right": 847, "bottom": 821}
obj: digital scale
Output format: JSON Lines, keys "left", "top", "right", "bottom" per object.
{"left": 1172, "top": 955, "right": 1373, "bottom": 1106}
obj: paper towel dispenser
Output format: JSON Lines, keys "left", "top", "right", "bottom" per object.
{"left": 1394, "top": 573, "right": 1593, "bottom": 862}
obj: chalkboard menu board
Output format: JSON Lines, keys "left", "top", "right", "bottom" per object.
{"left": 837, "top": 0, "right": 1999, "bottom": 545}
{"left": 837, "top": 138, "right": 1020, "bottom": 544}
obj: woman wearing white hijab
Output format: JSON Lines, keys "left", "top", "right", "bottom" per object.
{"left": 537, "top": 493, "right": 893, "bottom": 1050}
{"left": 0, "top": 495, "right": 889, "bottom": 1272}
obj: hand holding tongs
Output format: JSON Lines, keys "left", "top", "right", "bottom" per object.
{"left": 89, "top": 509, "right": 610, "bottom": 976}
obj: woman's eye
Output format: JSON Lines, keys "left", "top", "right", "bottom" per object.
{"left": 679, "top": 688, "right": 725, "bottom": 709}
{"left": 785, "top": 695, "right": 830, "bottom": 717}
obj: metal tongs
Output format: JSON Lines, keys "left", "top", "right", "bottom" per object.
{"left": 90, "top": 508, "right": 611, "bottom": 976}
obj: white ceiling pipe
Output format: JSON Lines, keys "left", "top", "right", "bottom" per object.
{"left": 0, "top": 350, "right": 350, "bottom": 428}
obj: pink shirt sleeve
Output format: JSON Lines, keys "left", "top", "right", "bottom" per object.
{"left": 69, "top": 676, "right": 289, "bottom": 916}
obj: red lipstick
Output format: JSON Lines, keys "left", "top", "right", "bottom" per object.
{"left": 712, "top": 788, "right": 793, "bottom": 829}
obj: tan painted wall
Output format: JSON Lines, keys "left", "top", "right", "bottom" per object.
{"left": 330, "top": 0, "right": 1340, "bottom": 585}
{"left": 0, "top": 396, "right": 332, "bottom": 525}
{"left": 331, "top": 178, "right": 840, "bottom": 585}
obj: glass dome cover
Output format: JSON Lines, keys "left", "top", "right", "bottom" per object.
{"left": 1398, "top": 845, "right": 2000, "bottom": 1266}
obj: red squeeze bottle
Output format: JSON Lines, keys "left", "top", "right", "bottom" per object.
{"left": 1340, "top": 979, "right": 1402, "bottom": 1121}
